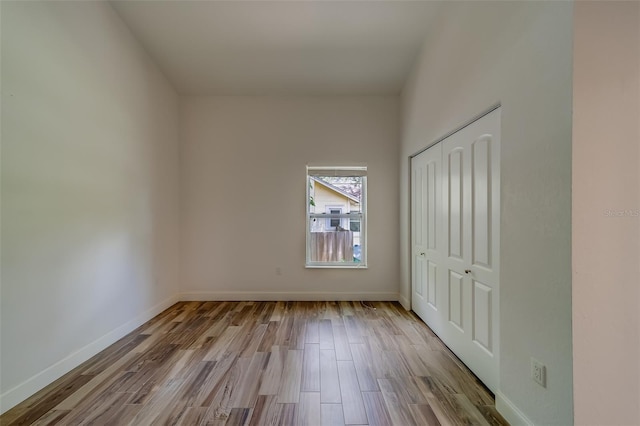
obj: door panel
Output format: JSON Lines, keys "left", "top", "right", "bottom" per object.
{"left": 411, "top": 144, "right": 443, "bottom": 334}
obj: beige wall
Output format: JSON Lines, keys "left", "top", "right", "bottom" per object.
{"left": 180, "top": 96, "right": 399, "bottom": 298}
{"left": 400, "top": 2, "right": 573, "bottom": 424}
{"left": 0, "top": 1, "right": 180, "bottom": 412}
{"left": 573, "top": 2, "right": 640, "bottom": 424}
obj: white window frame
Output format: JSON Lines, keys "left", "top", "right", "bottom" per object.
{"left": 306, "top": 166, "right": 367, "bottom": 268}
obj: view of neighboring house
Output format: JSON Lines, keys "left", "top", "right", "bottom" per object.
{"left": 309, "top": 177, "right": 362, "bottom": 260}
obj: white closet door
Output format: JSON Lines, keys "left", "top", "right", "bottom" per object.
{"left": 411, "top": 144, "right": 444, "bottom": 334}
{"left": 412, "top": 108, "right": 500, "bottom": 393}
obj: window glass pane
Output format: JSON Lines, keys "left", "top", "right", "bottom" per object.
{"left": 308, "top": 221, "right": 358, "bottom": 262}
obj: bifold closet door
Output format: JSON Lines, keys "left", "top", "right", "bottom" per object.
{"left": 411, "top": 108, "right": 500, "bottom": 393}
{"left": 411, "top": 143, "right": 444, "bottom": 335}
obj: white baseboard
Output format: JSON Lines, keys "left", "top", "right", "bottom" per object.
{"left": 496, "top": 391, "right": 533, "bottom": 426}
{"left": 399, "top": 293, "right": 411, "bottom": 310}
{"left": 179, "top": 291, "right": 399, "bottom": 302}
{"left": 0, "top": 294, "right": 180, "bottom": 415}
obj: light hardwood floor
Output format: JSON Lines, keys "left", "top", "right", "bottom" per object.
{"left": 1, "top": 301, "right": 508, "bottom": 425}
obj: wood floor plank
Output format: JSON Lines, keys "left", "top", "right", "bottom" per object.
{"left": 320, "top": 349, "right": 341, "bottom": 404}
{"left": 225, "top": 408, "right": 251, "bottom": 426}
{"left": 368, "top": 319, "right": 396, "bottom": 351}
{"left": 248, "top": 394, "right": 277, "bottom": 426}
{"left": 233, "top": 352, "right": 270, "bottom": 408}
{"left": 321, "top": 403, "right": 346, "bottom": 426}
{"left": 177, "top": 406, "right": 207, "bottom": 425}
{"left": 413, "top": 376, "right": 466, "bottom": 426}
{"left": 393, "top": 338, "right": 431, "bottom": 377}
{"left": 323, "top": 301, "right": 342, "bottom": 322}
{"left": 305, "top": 318, "right": 320, "bottom": 344}
{"left": 380, "top": 348, "right": 414, "bottom": 379}
{"left": 256, "top": 321, "right": 279, "bottom": 353}
{"left": 202, "top": 325, "right": 242, "bottom": 362}
{"left": 319, "top": 319, "right": 335, "bottom": 350}
{"left": 74, "top": 391, "right": 132, "bottom": 426}
{"left": 204, "top": 357, "right": 250, "bottom": 421}
{"left": 238, "top": 323, "right": 268, "bottom": 358}
{"left": 280, "top": 403, "right": 297, "bottom": 425}
{"left": 404, "top": 377, "right": 456, "bottom": 425}
{"left": 99, "top": 403, "right": 140, "bottom": 426}
{"left": 386, "top": 376, "right": 427, "bottom": 405}
{"left": 276, "top": 349, "right": 303, "bottom": 403}
{"left": 296, "top": 392, "right": 321, "bottom": 426}
{"left": 196, "top": 352, "right": 238, "bottom": 407}
{"left": 256, "top": 302, "right": 277, "bottom": 325}
{"left": 144, "top": 390, "right": 190, "bottom": 426}
{"left": 179, "top": 360, "right": 217, "bottom": 407}
{"left": 408, "top": 403, "right": 441, "bottom": 426}
{"left": 350, "top": 343, "right": 380, "bottom": 392}
{"left": 453, "top": 394, "right": 492, "bottom": 426}
{"left": 0, "top": 302, "right": 505, "bottom": 426}
{"left": 289, "top": 315, "right": 308, "bottom": 350}
{"left": 80, "top": 334, "right": 149, "bottom": 376}
{"left": 362, "top": 391, "right": 393, "bottom": 426}
{"left": 337, "top": 360, "right": 367, "bottom": 425}
{"left": 268, "top": 301, "right": 285, "bottom": 322}
{"left": 273, "top": 316, "right": 294, "bottom": 347}
{"left": 126, "top": 381, "right": 183, "bottom": 425}
{"left": 29, "top": 409, "right": 70, "bottom": 426}
{"left": 476, "top": 405, "right": 510, "bottom": 426}
{"left": 228, "top": 322, "right": 259, "bottom": 354}
{"left": 53, "top": 348, "right": 141, "bottom": 411}
{"left": 339, "top": 301, "right": 355, "bottom": 316}
{"left": 301, "top": 344, "right": 321, "bottom": 392}
{"left": 344, "top": 315, "right": 365, "bottom": 344}
{"left": 378, "top": 378, "right": 417, "bottom": 426}
{"left": 258, "top": 345, "right": 286, "bottom": 396}
{"left": 332, "top": 324, "right": 353, "bottom": 361}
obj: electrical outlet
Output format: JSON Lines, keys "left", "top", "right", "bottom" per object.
{"left": 531, "top": 358, "right": 546, "bottom": 388}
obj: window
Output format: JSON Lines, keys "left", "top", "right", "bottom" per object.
{"left": 326, "top": 206, "right": 345, "bottom": 230}
{"left": 306, "top": 166, "right": 367, "bottom": 268}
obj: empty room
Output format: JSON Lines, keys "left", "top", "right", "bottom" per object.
{"left": 1, "top": 1, "right": 638, "bottom": 425}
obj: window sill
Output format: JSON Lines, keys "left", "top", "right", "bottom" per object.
{"left": 305, "top": 264, "right": 368, "bottom": 269}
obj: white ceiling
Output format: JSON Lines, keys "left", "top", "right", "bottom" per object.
{"left": 110, "top": 1, "right": 439, "bottom": 95}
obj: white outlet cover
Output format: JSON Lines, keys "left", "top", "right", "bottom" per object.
{"left": 531, "top": 357, "right": 546, "bottom": 388}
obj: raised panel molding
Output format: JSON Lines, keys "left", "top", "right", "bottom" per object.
{"left": 415, "top": 256, "right": 425, "bottom": 296}
{"left": 427, "top": 161, "right": 437, "bottom": 250}
{"left": 448, "top": 149, "right": 464, "bottom": 260}
{"left": 414, "top": 167, "right": 423, "bottom": 247}
{"left": 448, "top": 270, "right": 464, "bottom": 330}
{"left": 472, "top": 135, "right": 492, "bottom": 270}
{"left": 427, "top": 260, "right": 438, "bottom": 309}
{"left": 473, "top": 280, "right": 493, "bottom": 354}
